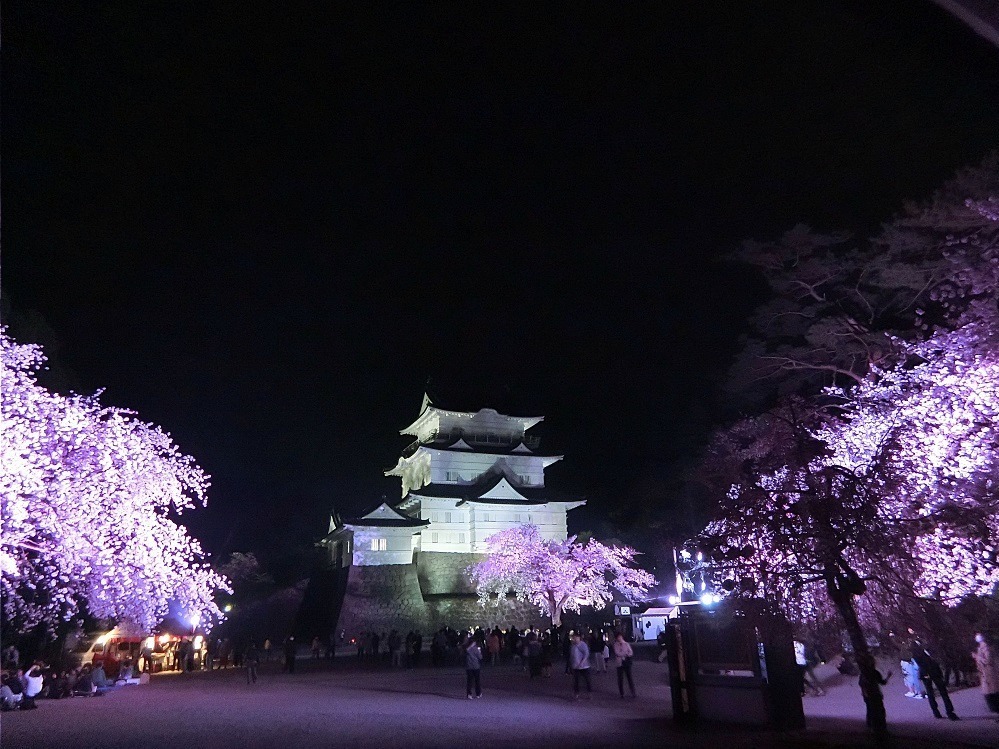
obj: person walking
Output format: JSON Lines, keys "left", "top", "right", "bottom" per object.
{"left": 263, "top": 638, "right": 272, "bottom": 662}
{"left": 245, "top": 642, "right": 260, "bottom": 684}
{"left": 613, "top": 633, "right": 637, "bottom": 698}
{"left": 569, "top": 632, "right": 591, "bottom": 700}
{"left": 912, "top": 641, "right": 959, "bottom": 720}
{"left": 794, "top": 640, "right": 823, "bottom": 696}
{"left": 464, "top": 636, "right": 483, "bottom": 699}
{"left": 972, "top": 632, "right": 999, "bottom": 720}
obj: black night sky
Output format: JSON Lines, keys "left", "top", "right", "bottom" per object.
{"left": 4, "top": 4, "right": 999, "bottom": 565}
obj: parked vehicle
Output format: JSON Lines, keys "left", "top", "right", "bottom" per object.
{"left": 81, "top": 630, "right": 146, "bottom": 679}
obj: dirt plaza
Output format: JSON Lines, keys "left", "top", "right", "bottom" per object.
{"left": 3, "top": 654, "right": 997, "bottom": 749}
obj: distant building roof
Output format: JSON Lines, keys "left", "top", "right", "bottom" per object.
{"left": 341, "top": 502, "right": 429, "bottom": 528}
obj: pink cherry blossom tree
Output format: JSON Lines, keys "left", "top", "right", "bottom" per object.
{"left": 696, "top": 156, "right": 999, "bottom": 741}
{"left": 1, "top": 330, "right": 230, "bottom": 634}
{"left": 468, "top": 524, "right": 656, "bottom": 626}
{"left": 696, "top": 318, "right": 999, "bottom": 741}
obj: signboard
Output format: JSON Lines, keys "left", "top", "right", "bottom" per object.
{"left": 615, "top": 604, "right": 631, "bottom": 616}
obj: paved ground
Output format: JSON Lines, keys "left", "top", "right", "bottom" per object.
{"left": 2, "top": 655, "right": 997, "bottom": 748}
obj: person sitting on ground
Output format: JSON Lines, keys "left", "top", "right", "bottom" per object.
{"left": 47, "top": 670, "right": 68, "bottom": 699}
{"left": 116, "top": 658, "right": 134, "bottom": 683}
{"left": 65, "top": 670, "right": 78, "bottom": 698}
{"left": 23, "top": 663, "right": 44, "bottom": 710}
{"left": 1, "top": 669, "right": 23, "bottom": 710}
{"left": 73, "top": 665, "right": 94, "bottom": 696}
{"left": 92, "top": 663, "right": 112, "bottom": 692}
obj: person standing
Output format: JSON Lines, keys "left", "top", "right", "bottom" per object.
{"left": 263, "top": 638, "right": 272, "bottom": 663}
{"left": 412, "top": 631, "right": 423, "bottom": 668}
{"left": 389, "top": 630, "right": 402, "bottom": 667}
{"left": 245, "top": 642, "right": 260, "bottom": 684}
{"left": 311, "top": 637, "right": 322, "bottom": 660}
{"left": 527, "top": 632, "right": 543, "bottom": 679}
{"left": 283, "top": 636, "right": 297, "bottom": 674}
{"left": 857, "top": 653, "right": 890, "bottom": 743}
{"left": 487, "top": 629, "right": 501, "bottom": 666}
{"left": 589, "top": 631, "right": 604, "bottom": 672}
{"left": 912, "top": 642, "right": 959, "bottom": 720}
{"left": 464, "top": 636, "right": 483, "bottom": 699}
{"left": 613, "top": 633, "right": 637, "bottom": 698}
{"left": 569, "top": 632, "right": 591, "bottom": 700}
{"left": 972, "top": 632, "right": 999, "bottom": 720}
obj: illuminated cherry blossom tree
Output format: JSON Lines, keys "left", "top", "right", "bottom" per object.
{"left": 696, "top": 317, "right": 999, "bottom": 739}
{"left": 687, "top": 155, "right": 999, "bottom": 741}
{"left": 1, "top": 330, "right": 230, "bottom": 634}
{"left": 468, "top": 524, "right": 656, "bottom": 626}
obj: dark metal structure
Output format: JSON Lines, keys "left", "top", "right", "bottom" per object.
{"left": 664, "top": 601, "right": 805, "bottom": 730}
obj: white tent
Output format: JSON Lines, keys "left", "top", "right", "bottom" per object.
{"left": 635, "top": 607, "right": 676, "bottom": 640}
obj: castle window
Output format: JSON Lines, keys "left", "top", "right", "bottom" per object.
{"left": 446, "top": 471, "right": 460, "bottom": 482}
{"left": 515, "top": 513, "right": 523, "bottom": 523}
{"left": 458, "top": 533, "right": 465, "bottom": 544}
{"left": 370, "top": 538, "right": 387, "bottom": 551}
{"left": 482, "top": 512, "right": 489, "bottom": 522}
{"left": 520, "top": 474, "right": 532, "bottom": 485}
{"left": 431, "top": 532, "right": 439, "bottom": 543}
{"left": 444, "top": 511, "right": 452, "bottom": 523}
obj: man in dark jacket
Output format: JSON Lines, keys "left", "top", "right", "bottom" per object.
{"left": 912, "top": 642, "right": 959, "bottom": 720}
{"left": 283, "top": 636, "right": 297, "bottom": 674}
{"left": 244, "top": 642, "right": 260, "bottom": 684}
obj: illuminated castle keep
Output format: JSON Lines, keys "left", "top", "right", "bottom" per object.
{"left": 322, "top": 395, "right": 584, "bottom": 634}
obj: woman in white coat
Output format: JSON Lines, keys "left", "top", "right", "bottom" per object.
{"left": 972, "top": 633, "right": 999, "bottom": 720}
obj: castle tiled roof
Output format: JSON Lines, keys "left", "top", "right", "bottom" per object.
{"left": 341, "top": 502, "right": 429, "bottom": 528}
{"left": 404, "top": 471, "right": 582, "bottom": 506}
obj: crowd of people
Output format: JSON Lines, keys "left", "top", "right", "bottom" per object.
{"left": 792, "top": 628, "right": 999, "bottom": 725}
{"left": 1, "top": 653, "right": 138, "bottom": 711}
{"left": 343, "top": 623, "right": 641, "bottom": 700}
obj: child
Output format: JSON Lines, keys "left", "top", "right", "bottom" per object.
{"left": 901, "top": 657, "right": 924, "bottom": 698}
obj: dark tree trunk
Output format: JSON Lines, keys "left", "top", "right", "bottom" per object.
{"left": 827, "top": 578, "right": 889, "bottom": 744}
